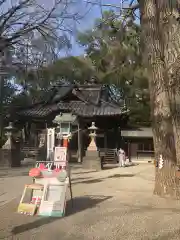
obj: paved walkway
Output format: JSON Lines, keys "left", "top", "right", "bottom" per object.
{"left": 0, "top": 167, "right": 30, "bottom": 208}
{"left": 0, "top": 164, "right": 180, "bottom": 240}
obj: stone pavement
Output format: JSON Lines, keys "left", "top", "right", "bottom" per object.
{"left": 1, "top": 164, "right": 180, "bottom": 239}
{"left": 0, "top": 167, "right": 31, "bottom": 208}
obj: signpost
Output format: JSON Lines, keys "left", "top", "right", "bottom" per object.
{"left": 38, "top": 180, "right": 68, "bottom": 217}
{"left": 17, "top": 146, "right": 73, "bottom": 217}
{"left": 54, "top": 146, "right": 67, "bottom": 165}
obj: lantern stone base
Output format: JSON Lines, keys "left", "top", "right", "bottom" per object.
{"left": 1, "top": 122, "right": 21, "bottom": 167}
{"left": 82, "top": 150, "right": 102, "bottom": 171}
{"left": 1, "top": 142, "right": 21, "bottom": 167}
{"left": 37, "top": 146, "right": 47, "bottom": 162}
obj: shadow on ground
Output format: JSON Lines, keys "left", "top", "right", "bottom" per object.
{"left": 102, "top": 165, "right": 119, "bottom": 170}
{"left": 73, "top": 171, "right": 97, "bottom": 175}
{"left": 72, "top": 173, "right": 136, "bottom": 185}
{"left": 108, "top": 174, "right": 135, "bottom": 178}
{"left": 126, "top": 163, "right": 139, "bottom": 167}
{"left": 75, "top": 179, "right": 104, "bottom": 184}
{"left": 11, "top": 195, "right": 112, "bottom": 235}
{"left": 71, "top": 177, "right": 92, "bottom": 181}
{"left": 0, "top": 170, "right": 29, "bottom": 178}
{"left": 101, "top": 163, "right": 139, "bottom": 170}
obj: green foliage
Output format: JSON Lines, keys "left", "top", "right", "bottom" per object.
{"left": 37, "top": 56, "right": 94, "bottom": 84}
{"left": 8, "top": 9, "right": 150, "bottom": 127}
{"left": 77, "top": 10, "right": 150, "bottom": 126}
{"left": 0, "top": 80, "right": 16, "bottom": 142}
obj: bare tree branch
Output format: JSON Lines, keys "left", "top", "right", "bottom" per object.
{"left": 128, "top": 3, "right": 139, "bottom": 10}
{"left": 129, "top": 0, "right": 139, "bottom": 8}
{"left": 0, "top": 0, "right": 86, "bottom": 52}
{"left": 0, "top": 0, "right": 6, "bottom": 7}
{"left": 82, "top": 0, "right": 139, "bottom": 11}
{"left": 0, "top": 0, "right": 30, "bottom": 33}
{"left": 79, "top": 0, "right": 122, "bottom": 9}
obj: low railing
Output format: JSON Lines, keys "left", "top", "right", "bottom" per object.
{"left": 99, "top": 148, "right": 118, "bottom": 165}
{"left": 21, "top": 146, "right": 39, "bottom": 159}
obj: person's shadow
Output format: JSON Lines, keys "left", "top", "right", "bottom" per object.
{"left": 12, "top": 195, "right": 112, "bottom": 235}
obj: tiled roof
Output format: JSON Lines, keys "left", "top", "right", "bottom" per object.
{"left": 121, "top": 128, "right": 153, "bottom": 138}
{"left": 18, "top": 101, "right": 126, "bottom": 118}
{"left": 58, "top": 101, "right": 125, "bottom": 117}
{"left": 72, "top": 87, "right": 101, "bottom": 105}
{"left": 16, "top": 82, "right": 127, "bottom": 119}
{"left": 18, "top": 104, "right": 59, "bottom": 118}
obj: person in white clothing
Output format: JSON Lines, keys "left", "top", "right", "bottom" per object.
{"left": 118, "top": 148, "right": 125, "bottom": 167}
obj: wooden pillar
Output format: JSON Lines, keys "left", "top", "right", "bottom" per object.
{"left": 115, "top": 127, "right": 119, "bottom": 149}
{"left": 118, "top": 128, "right": 121, "bottom": 149}
{"left": 77, "top": 122, "right": 82, "bottom": 163}
{"left": 104, "top": 131, "right": 107, "bottom": 150}
{"left": 127, "top": 140, "right": 129, "bottom": 158}
{"left": 127, "top": 140, "right": 131, "bottom": 162}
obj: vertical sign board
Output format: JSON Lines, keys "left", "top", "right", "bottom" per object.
{"left": 17, "top": 184, "right": 44, "bottom": 216}
{"left": 54, "top": 147, "right": 67, "bottom": 167}
{"left": 47, "top": 128, "right": 55, "bottom": 161}
{"left": 37, "top": 146, "right": 69, "bottom": 217}
{"left": 38, "top": 180, "right": 68, "bottom": 217}
{"left": 22, "top": 146, "right": 70, "bottom": 217}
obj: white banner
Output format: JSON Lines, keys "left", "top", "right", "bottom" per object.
{"left": 47, "top": 128, "right": 55, "bottom": 160}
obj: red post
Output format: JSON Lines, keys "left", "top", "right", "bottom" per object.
{"left": 63, "top": 137, "right": 68, "bottom": 148}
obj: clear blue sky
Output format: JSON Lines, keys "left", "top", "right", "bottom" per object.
{"left": 67, "top": 0, "right": 135, "bottom": 56}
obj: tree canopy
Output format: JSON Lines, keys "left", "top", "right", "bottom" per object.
{"left": 7, "top": 9, "right": 150, "bottom": 127}
{"left": 0, "top": 0, "right": 92, "bottom": 143}
{"left": 77, "top": 10, "right": 150, "bottom": 126}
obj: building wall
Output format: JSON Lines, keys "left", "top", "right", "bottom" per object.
{"left": 130, "top": 143, "right": 138, "bottom": 161}
{"left": 121, "top": 128, "right": 155, "bottom": 163}
{"left": 129, "top": 141, "right": 154, "bottom": 163}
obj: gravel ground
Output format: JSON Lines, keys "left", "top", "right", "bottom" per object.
{"left": 1, "top": 164, "right": 180, "bottom": 240}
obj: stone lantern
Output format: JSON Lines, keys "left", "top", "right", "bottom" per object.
{"left": 2, "top": 122, "right": 21, "bottom": 167}
{"left": 83, "top": 122, "right": 101, "bottom": 171}
{"left": 4, "top": 122, "right": 17, "bottom": 136}
{"left": 87, "top": 122, "right": 98, "bottom": 151}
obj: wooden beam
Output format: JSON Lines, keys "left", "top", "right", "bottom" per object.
{"left": 77, "top": 122, "right": 82, "bottom": 163}
{"left": 104, "top": 132, "right": 107, "bottom": 150}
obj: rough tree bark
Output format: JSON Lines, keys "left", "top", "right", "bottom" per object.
{"left": 160, "top": 1, "right": 180, "bottom": 167}
{"left": 139, "top": 0, "right": 178, "bottom": 198}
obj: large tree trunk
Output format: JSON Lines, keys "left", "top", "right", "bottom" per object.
{"left": 139, "top": 0, "right": 178, "bottom": 198}
{"left": 0, "top": 54, "right": 4, "bottom": 140}
{"left": 160, "top": 1, "right": 180, "bottom": 166}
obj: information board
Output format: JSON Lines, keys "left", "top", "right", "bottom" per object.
{"left": 38, "top": 181, "right": 68, "bottom": 217}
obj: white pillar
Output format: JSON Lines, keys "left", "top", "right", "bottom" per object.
{"left": 47, "top": 128, "right": 55, "bottom": 161}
